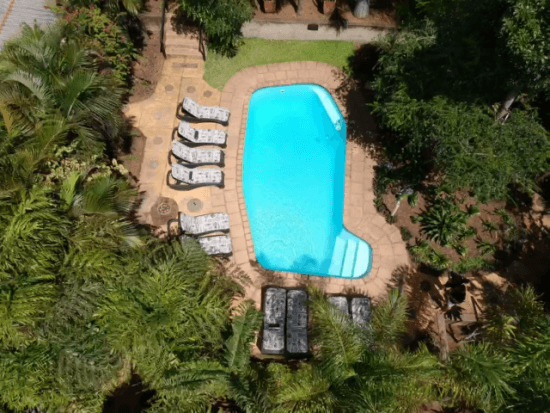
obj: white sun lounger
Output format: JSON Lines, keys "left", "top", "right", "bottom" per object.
{"left": 198, "top": 235, "right": 232, "bottom": 255}
{"left": 262, "top": 288, "right": 287, "bottom": 355}
{"left": 168, "top": 163, "right": 224, "bottom": 190}
{"left": 174, "top": 121, "right": 227, "bottom": 147}
{"left": 329, "top": 296, "right": 350, "bottom": 316}
{"left": 286, "top": 290, "right": 309, "bottom": 354}
{"left": 170, "top": 140, "right": 224, "bottom": 166}
{"left": 168, "top": 212, "right": 230, "bottom": 236}
{"left": 177, "top": 97, "right": 230, "bottom": 126}
{"left": 182, "top": 234, "right": 233, "bottom": 255}
{"left": 351, "top": 297, "right": 371, "bottom": 328}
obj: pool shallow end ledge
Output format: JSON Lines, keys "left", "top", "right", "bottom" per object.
{"left": 217, "top": 62, "right": 411, "bottom": 306}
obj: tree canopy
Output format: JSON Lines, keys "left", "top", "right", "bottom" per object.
{"left": 370, "top": 0, "right": 550, "bottom": 201}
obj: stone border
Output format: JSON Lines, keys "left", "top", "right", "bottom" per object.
{"left": 220, "top": 62, "right": 410, "bottom": 302}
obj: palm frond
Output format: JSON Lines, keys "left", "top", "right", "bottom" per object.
{"left": 308, "top": 286, "right": 365, "bottom": 383}
{"left": 225, "top": 301, "right": 263, "bottom": 373}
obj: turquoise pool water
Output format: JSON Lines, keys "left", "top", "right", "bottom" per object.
{"left": 243, "top": 84, "right": 372, "bottom": 279}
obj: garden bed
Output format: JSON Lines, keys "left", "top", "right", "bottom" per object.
{"left": 380, "top": 188, "right": 550, "bottom": 309}
{"left": 128, "top": 29, "right": 165, "bottom": 103}
{"left": 382, "top": 190, "right": 528, "bottom": 273}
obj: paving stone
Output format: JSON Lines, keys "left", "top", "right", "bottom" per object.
{"left": 224, "top": 190, "right": 238, "bottom": 202}
{"left": 350, "top": 192, "right": 363, "bottom": 207}
{"left": 231, "top": 224, "right": 245, "bottom": 239}
{"left": 233, "top": 250, "right": 249, "bottom": 265}
{"left": 226, "top": 202, "right": 240, "bottom": 214}
{"left": 211, "top": 194, "right": 225, "bottom": 207}
{"left": 392, "top": 243, "right": 408, "bottom": 257}
{"left": 369, "top": 214, "right": 386, "bottom": 229}
{"left": 366, "top": 225, "right": 386, "bottom": 242}
{"left": 225, "top": 179, "right": 236, "bottom": 190}
{"left": 232, "top": 235, "right": 247, "bottom": 252}
{"left": 229, "top": 212, "right": 242, "bottom": 226}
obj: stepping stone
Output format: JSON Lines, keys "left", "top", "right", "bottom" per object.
{"left": 172, "top": 62, "right": 199, "bottom": 69}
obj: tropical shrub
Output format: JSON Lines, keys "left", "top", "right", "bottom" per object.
{"left": 59, "top": 0, "right": 143, "bottom": 17}
{"left": 401, "top": 227, "right": 413, "bottom": 241}
{"left": 409, "top": 241, "right": 451, "bottom": 271}
{"left": 495, "top": 208, "right": 515, "bottom": 227}
{"left": 0, "top": 22, "right": 125, "bottom": 157}
{"left": 466, "top": 204, "right": 481, "bottom": 217}
{"left": 409, "top": 191, "right": 419, "bottom": 207}
{"left": 483, "top": 219, "right": 500, "bottom": 234}
{"left": 453, "top": 256, "right": 494, "bottom": 274}
{"left": 477, "top": 240, "right": 498, "bottom": 256}
{"left": 412, "top": 197, "right": 470, "bottom": 247}
{"left": 454, "top": 244, "right": 468, "bottom": 257}
{"left": 65, "top": 6, "right": 138, "bottom": 85}
{"left": 179, "top": 0, "right": 254, "bottom": 56}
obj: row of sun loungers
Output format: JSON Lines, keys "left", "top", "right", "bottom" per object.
{"left": 261, "top": 289, "right": 372, "bottom": 355}
{"left": 168, "top": 98, "right": 232, "bottom": 256}
{"left": 168, "top": 98, "right": 230, "bottom": 190}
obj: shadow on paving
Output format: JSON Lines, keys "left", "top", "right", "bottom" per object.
{"left": 332, "top": 44, "right": 386, "bottom": 165}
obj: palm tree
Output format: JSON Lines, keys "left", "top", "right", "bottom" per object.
{"left": 0, "top": 22, "right": 125, "bottom": 157}
{"left": 0, "top": 117, "right": 71, "bottom": 190}
{"left": 0, "top": 185, "right": 70, "bottom": 349}
{"left": 440, "top": 343, "right": 515, "bottom": 412}
{"left": 256, "top": 288, "right": 442, "bottom": 413}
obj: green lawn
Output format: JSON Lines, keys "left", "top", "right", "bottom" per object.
{"left": 204, "top": 39, "right": 356, "bottom": 90}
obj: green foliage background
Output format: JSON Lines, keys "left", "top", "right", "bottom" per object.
{"left": 370, "top": 0, "right": 550, "bottom": 201}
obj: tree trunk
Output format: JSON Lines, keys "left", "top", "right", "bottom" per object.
{"left": 496, "top": 91, "right": 517, "bottom": 123}
{"left": 496, "top": 84, "right": 524, "bottom": 123}
{"left": 297, "top": 0, "right": 303, "bottom": 16}
{"left": 254, "top": 0, "right": 261, "bottom": 10}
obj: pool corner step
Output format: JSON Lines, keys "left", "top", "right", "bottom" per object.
{"left": 353, "top": 241, "right": 372, "bottom": 278}
{"left": 328, "top": 237, "right": 347, "bottom": 276}
{"left": 340, "top": 239, "right": 358, "bottom": 279}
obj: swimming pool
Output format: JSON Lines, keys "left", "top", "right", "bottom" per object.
{"left": 243, "top": 84, "right": 372, "bottom": 279}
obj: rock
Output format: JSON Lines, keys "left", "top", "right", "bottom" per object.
{"left": 532, "top": 193, "right": 546, "bottom": 212}
{"left": 531, "top": 212, "right": 542, "bottom": 222}
{"left": 483, "top": 272, "right": 508, "bottom": 289}
{"left": 543, "top": 215, "right": 550, "bottom": 229}
{"left": 523, "top": 213, "right": 533, "bottom": 229}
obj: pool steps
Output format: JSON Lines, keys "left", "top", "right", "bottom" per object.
{"left": 328, "top": 236, "right": 371, "bottom": 279}
{"left": 354, "top": 243, "right": 371, "bottom": 277}
{"left": 341, "top": 239, "right": 358, "bottom": 279}
{"left": 328, "top": 237, "right": 346, "bottom": 275}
